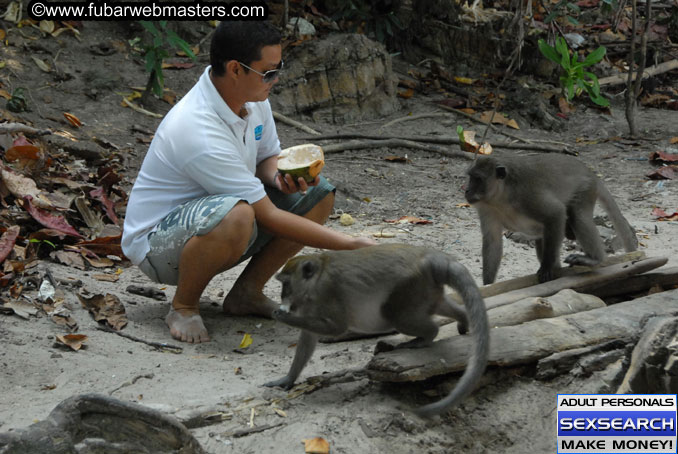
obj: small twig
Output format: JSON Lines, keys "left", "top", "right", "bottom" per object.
{"left": 0, "top": 122, "right": 52, "bottom": 136}
{"left": 306, "top": 367, "right": 369, "bottom": 388}
{"left": 108, "top": 373, "right": 155, "bottom": 395}
{"left": 229, "top": 422, "right": 285, "bottom": 438}
{"left": 96, "top": 325, "right": 183, "bottom": 353}
{"left": 272, "top": 111, "right": 321, "bottom": 135}
{"left": 121, "top": 97, "right": 163, "bottom": 118}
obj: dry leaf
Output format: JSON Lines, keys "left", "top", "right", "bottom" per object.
{"left": 82, "top": 254, "right": 114, "bottom": 268}
{"left": 56, "top": 334, "right": 87, "bottom": 351}
{"left": 4, "top": 299, "right": 38, "bottom": 319}
{"left": 93, "top": 273, "right": 119, "bottom": 282}
{"left": 273, "top": 408, "right": 287, "bottom": 417}
{"left": 239, "top": 333, "right": 253, "bottom": 349}
{"left": 0, "top": 29, "right": 6, "bottom": 40}
{"left": 0, "top": 168, "right": 52, "bottom": 208}
{"left": 670, "top": 137, "right": 678, "bottom": 144}
{"left": 31, "top": 56, "right": 51, "bottom": 73}
{"left": 384, "top": 215, "right": 433, "bottom": 225}
{"left": 454, "top": 76, "right": 475, "bottom": 85}
{"left": 304, "top": 437, "right": 330, "bottom": 454}
{"left": 479, "top": 111, "right": 519, "bottom": 129}
{"left": 39, "top": 20, "right": 55, "bottom": 34}
{"left": 3, "top": 2, "right": 22, "bottom": 23}
{"left": 63, "top": 112, "right": 82, "bottom": 127}
{"left": 0, "top": 226, "right": 20, "bottom": 264}
{"left": 397, "top": 88, "right": 414, "bottom": 99}
{"left": 651, "top": 208, "right": 678, "bottom": 221}
{"left": 77, "top": 293, "right": 127, "bottom": 330}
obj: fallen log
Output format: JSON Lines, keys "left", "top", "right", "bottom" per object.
{"left": 0, "top": 393, "right": 205, "bottom": 453}
{"left": 483, "top": 256, "right": 667, "bottom": 310}
{"left": 617, "top": 315, "right": 678, "bottom": 394}
{"left": 585, "top": 266, "right": 678, "bottom": 299}
{"left": 378, "top": 289, "right": 606, "bottom": 348}
{"left": 366, "top": 288, "right": 678, "bottom": 382}
{"left": 598, "top": 59, "right": 678, "bottom": 86}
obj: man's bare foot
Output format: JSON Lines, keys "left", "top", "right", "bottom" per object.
{"left": 166, "top": 308, "right": 210, "bottom": 343}
{"left": 222, "top": 286, "right": 277, "bottom": 317}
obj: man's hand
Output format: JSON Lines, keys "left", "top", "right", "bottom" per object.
{"left": 275, "top": 172, "right": 320, "bottom": 195}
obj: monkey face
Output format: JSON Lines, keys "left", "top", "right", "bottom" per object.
{"left": 465, "top": 158, "right": 506, "bottom": 204}
{"left": 275, "top": 255, "right": 324, "bottom": 315}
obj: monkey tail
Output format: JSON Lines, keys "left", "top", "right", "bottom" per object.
{"left": 596, "top": 181, "right": 638, "bottom": 252}
{"left": 415, "top": 258, "right": 490, "bottom": 418}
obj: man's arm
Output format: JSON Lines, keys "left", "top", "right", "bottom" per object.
{"left": 251, "top": 196, "right": 373, "bottom": 250}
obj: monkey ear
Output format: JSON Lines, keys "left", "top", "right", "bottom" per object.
{"left": 495, "top": 165, "right": 507, "bottom": 179}
{"left": 301, "top": 260, "right": 318, "bottom": 279}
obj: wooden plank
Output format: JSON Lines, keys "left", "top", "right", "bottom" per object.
{"left": 484, "top": 256, "right": 667, "bottom": 310}
{"left": 586, "top": 266, "right": 678, "bottom": 298}
{"left": 366, "top": 288, "right": 678, "bottom": 383}
{"left": 474, "top": 251, "right": 646, "bottom": 299}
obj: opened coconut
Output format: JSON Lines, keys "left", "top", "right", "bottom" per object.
{"left": 278, "top": 144, "right": 325, "bottom": 183}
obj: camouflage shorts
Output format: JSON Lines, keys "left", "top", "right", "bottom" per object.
{"left": 138, "top": 176, "right": 335, "bottom": 285}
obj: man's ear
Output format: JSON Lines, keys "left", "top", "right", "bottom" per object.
{"left": 225, "top": 60, "right": 240, "bottom": 77}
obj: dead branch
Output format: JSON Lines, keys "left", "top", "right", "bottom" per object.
{"left": 273, "top": 111, "right": 321, "bottom": 135}
{"left": 483, "top": 256, "right": 667, "bottom": 310}
{"left": 45, "top": 135, "right": 105, "bottom": 161}
{"left": 600, "top": 59, "right": 678, "bottom": 87}
{"left": 590, "top": 266, "right": 678, "bottom": 298}
{"left": 96, "top": 325, "right": 183, "bottom": 353}
{"left": 322, "top": 138, "right": 473, "bottom": 160}
{"left": 311, "top": 133, "right": 572, "bottom": 154}
{"left": 366, "top": 288, "right": 678, "bottom": 382}
{"left": 0, "top": 122, "right": 52, "bottom": 136}
{"left": 381, "top": 112, "right": 454, "bottom": 129}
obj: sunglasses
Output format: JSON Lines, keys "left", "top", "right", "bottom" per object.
{"left": 238, "top": 60, "right": 284, "bottom": 83}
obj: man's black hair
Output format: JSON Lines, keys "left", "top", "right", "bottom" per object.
{"left": 210, "top": 21, "right": 282, "bottom": 77}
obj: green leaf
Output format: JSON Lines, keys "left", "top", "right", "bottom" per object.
{"left": 140, "top": 21, "right": 160, "bottom": 39}
{"left": 566, "top": 15, "right": 580, "bottom": 25}
{"left": 590, "top": 95, "right": 610, "bottom": 107}
{"left": 456, "top": 125, "right": 465, "bottom": 142}
{"left": 583, "top": 46, "right": 606, "bottom": 66}
{"left": 565, "top": 2, "right": 581, "bottom": 12}
{"left": 166, "top": 30, "right": 196, "bottom": 61}
{"left": 544, "top": 10, "right": 558, "bottom": 23}
{"left": 566, "top": 78, "right": 575, "bottom": 101}
{"left": 538, "top": 39, "right": 560, "bottom": 64}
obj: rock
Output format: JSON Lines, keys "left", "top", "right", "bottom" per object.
{"left": 271, "top": 34, "right": 398, "bottom": 124}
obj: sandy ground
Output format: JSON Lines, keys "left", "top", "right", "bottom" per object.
{"left": 1, "top": 21, "right": 678, "bottom": 454}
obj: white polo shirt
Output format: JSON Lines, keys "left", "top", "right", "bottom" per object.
{"left": 121, "top": 66, "right": 281, "bottom": 265}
